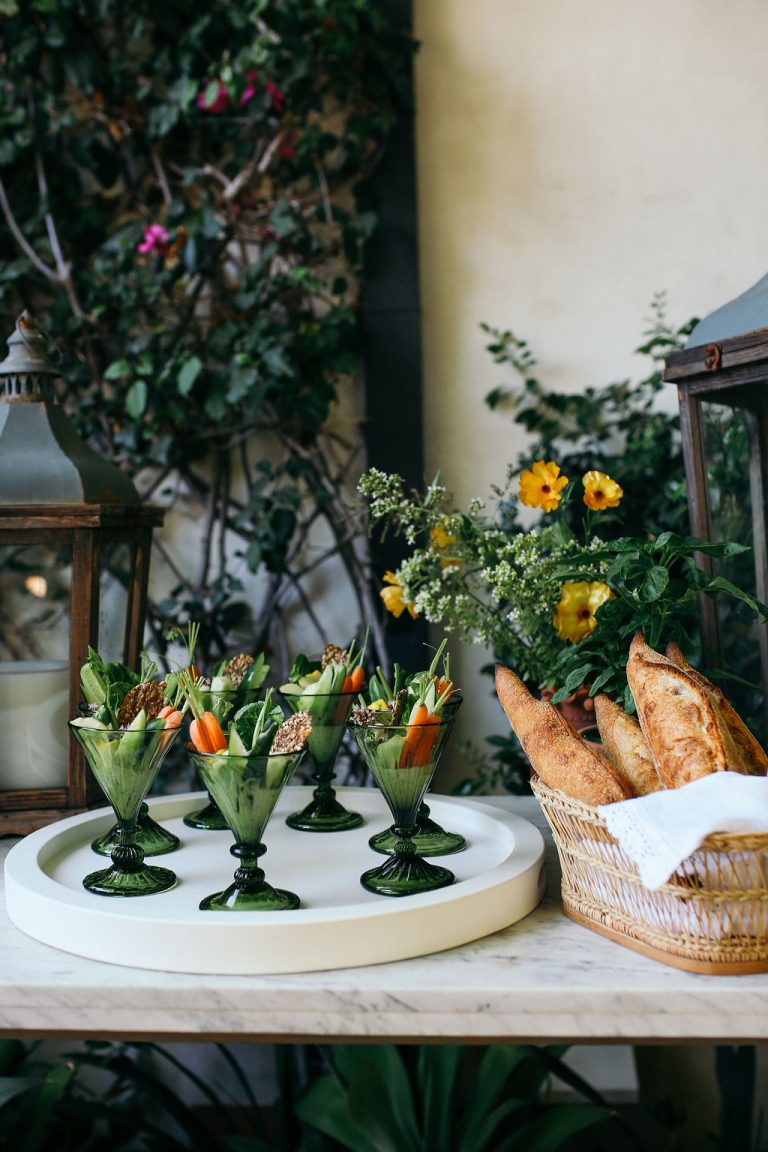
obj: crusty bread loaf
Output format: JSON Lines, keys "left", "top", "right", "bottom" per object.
{"left": 495, "top": 664, "right": 632, "bottom": 805}
{"left": 626, "top": 634, "right": 727, "bottom": 787}
{"left": 665, "top": 642, "right": 768, "bottom": 777}
{"left": 594, "top": 693, "right": 662, "bottom": 796}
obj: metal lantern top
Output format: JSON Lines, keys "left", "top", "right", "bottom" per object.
{"left": 0, "top": 311, "right": 138, "bottom": 505}
{"left": 664, "top": 273, "right": 768, "bottom": 401}
{"left": 0, "top": 310, "right": 58, "bottom": 399}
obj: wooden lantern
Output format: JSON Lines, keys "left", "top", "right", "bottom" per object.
{"left": 0, "top": 312, "right": 163, "bottom": 834}
{"left": 664, "top": 275, "right": 768, "bottom": 730}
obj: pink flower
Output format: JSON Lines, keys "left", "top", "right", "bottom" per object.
{"left": 137, "top": 224, "right": 170, "bottom": 256}
{"left": 266, "top": 80, "right": 285, "bottom": 113}
{"left": 197, "top": 80, "right": 231, "bottom": 114}
{"left": 240, "top": 71, "right": 259, "bottom": 107}
{"left": 240, "top": 74, "right": 285, "bottom": 113}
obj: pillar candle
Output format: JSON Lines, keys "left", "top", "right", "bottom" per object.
{"left": 0, "top": 661, "right": 69, "bottom": 790}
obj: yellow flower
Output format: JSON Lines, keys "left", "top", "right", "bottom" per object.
{"left": 519, "top": 460, "right": 569, "bottom": 513}
{"left": 380, "top": 571, "right": 418, "bottom": 619}
{"left": 553, "top": 580, "right": 614, "bottom": 643}
{"left": 582, "top": 470, "right": 623, "bottom": 511}
{"left": 430, "top": 520, "right": 460, "bottom": 568}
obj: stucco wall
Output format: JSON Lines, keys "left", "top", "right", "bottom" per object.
{"left": 413, "top": 0, "right": 768, "bottom": 773}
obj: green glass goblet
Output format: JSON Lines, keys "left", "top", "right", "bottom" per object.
{"left": 70, "top": 721, "right": 180, "bottom": 897}
{"left": 192, "top": 748, "right": 305, "bottom": 911}
{"left": 347, "top": 716, "right": 456, "bottom": 897}
{"left": 281, "top": 690, "right": 363, "bottom": 832}
{"left": 368, "top": 694, "right": 465, "bottom": 857}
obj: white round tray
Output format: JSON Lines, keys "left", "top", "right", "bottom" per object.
{"left": 5, "top": 786, "right": 545, "bottom": 975}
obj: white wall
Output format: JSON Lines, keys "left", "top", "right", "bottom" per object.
{"left": 414, "top": 0, "right": 768, "bottom": 772}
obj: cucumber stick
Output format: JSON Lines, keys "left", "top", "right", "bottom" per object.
{"left": 80, "top": 662, "right": 107, "bottom": 706}
{"left": 115, "top": 708, "right": 148, "bottom": 773}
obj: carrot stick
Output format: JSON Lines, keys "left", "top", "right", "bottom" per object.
{"left": 399, "top": 702, "right": 432, "bottom": 767}
{"left": 342, "top": 665, "right": 365, "bottom": 694}
{"left": 163, "top": 709, "right": 184, "bottom": 729}
{"left": 158, "top": 704, "right": 174, "bottom": 719}
{"left": 190, "top": 712, "right": 227, "bottom": 754}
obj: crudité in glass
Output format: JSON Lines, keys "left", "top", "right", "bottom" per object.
{"left": 349, "top": 639, "right": 457, "bottom": 771}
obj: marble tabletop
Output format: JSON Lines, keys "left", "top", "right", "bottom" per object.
{"left": 1, "top": 796, "right": 767, "bottom": 1044}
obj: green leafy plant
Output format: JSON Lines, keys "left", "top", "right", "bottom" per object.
{"left": 547, "top": 533, "right": 764, "bottom": 712}
{"left": 359, "top": 468, "right": 765, "bottom": 717}
{"left": 0, "top": 1039, "right": 324, "bottom": 1152}
{"left": 481, "top": 293, "right": 695, "bottom": 540}
{"left": 359, "top": 300, "right": 767, "bottom": 791}
{"left": 294, "top": 1044, "right": 611, "bottom": 1152}
{"left": 0, "top": 0, "right": 414, "bottom": 673}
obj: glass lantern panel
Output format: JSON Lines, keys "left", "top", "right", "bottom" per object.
{"left": 700, "top": 398, "right": 766, "bottom": 741}
{"left": 0, "top": 541, "right": 70, "bottom": 790}
{"left": 98, "top": 542, "right": 132, "bottom": 665}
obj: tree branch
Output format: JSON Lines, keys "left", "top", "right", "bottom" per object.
{"left": 0, "top": 175, "right": 57, "bottom": 282}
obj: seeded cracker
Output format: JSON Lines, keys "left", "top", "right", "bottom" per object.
{"left": 222, "top": 652, "right": 254, "bottom": 688}
{"left": 118, "top": 680, "right": 166, "bottom": 727}
{"left": 271, "top": 710, "right": 312, "bottom": 754}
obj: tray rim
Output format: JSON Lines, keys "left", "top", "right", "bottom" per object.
{"left": 5, "top": 787, "right": 546, "bottom": 976}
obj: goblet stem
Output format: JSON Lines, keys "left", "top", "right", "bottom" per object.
{"left": 232, "top": 842, "right": 267, "bottom": 894}
{"left": 200, "top": 841, "right": 300, "bottom": 911}
{"left": 83, "top": 816, "right": 176, "bottom": 897}
{"left": 361, "top": 822, "right": 454, "bottom": 897}
{"left": 285, "top": 756, "right": 363, "bottom": 832}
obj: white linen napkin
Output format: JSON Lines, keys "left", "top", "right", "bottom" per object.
{"left": 597, "top": 773, "right": 768, "bottom": 889}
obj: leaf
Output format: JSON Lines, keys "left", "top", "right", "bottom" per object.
{"left": 125, "top": 378, "right": 147, "bottom": 419}
{"left": 17, "top": 1065, "right": 74, "bottom": 1152}
{"left": 495, "top": 1105, "right": 611, "bottom": 1152}
{"left": 587, "top": 667, "right": 615, "bottom": 695}
{"left": 638, "top": 565, "right": 669, "bottom": 602}
{"left": 704, "top": 576, "right": 767, "bottom": 617}
{"left": 0, "top": 1075, "right": 41, "bottom": 1108}
{"left": 345, "top": 1050, "right": 420, "bottom": 1152}
{"left": 295, "top": 1073, "right": 379, "bottom": 1152}
{"left": 561, "top": 664, "right": 595, "bottom": 694}
{"left": 178, "top": 356, "right": 202, "bottom": 396}
{"left": 417, "top": 1046, "right": 462, "bottom": 1152}
{"left": 459, "top": 1100, "right": 528, "bottom": 1152}
{"left": 458, "top": 1046, "right": 530, "bottom": 1151}
{"left": 104, "top": 358, "right": 131, "bottom": 380}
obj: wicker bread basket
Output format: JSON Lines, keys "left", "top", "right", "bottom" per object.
{"left": 531, "top": 774, "right": 768, "bottom": 974}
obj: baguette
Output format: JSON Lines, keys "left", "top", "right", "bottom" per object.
{"left": 626, "top": 634, "right": 726, "bottom": 787}
{"left": 495, "top": 664, "right": 632, "bottom": 805}
{"left": 665, "top": 642, "right": 768, "bottom": 777}
{"left": 593, "top": 693, "right": 662, "bottom": 796}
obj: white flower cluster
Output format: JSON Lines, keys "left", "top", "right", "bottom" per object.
{"left": 357, "top": 467, "right": 610, "bottom": 685}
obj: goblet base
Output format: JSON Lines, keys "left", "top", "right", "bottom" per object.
{"left": 183, "top": 795, "right": 229, "bottom": 831}
{"left": 361, "top": 852, "right": 454, "bottom": 897}
{"left": 200, "top": 883, "right": 300, "bottom": 912}
{"left": 369, "top": 823, "right": 466, "bottom": 857}
{"left": 83, "top": 862, "right": 177, "bottom": 897}
{"left": 92, "top": 804, "right": 180, "bottom": 857}
{"left": 286, "top": 794, "right": 363, "bottom": 833}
